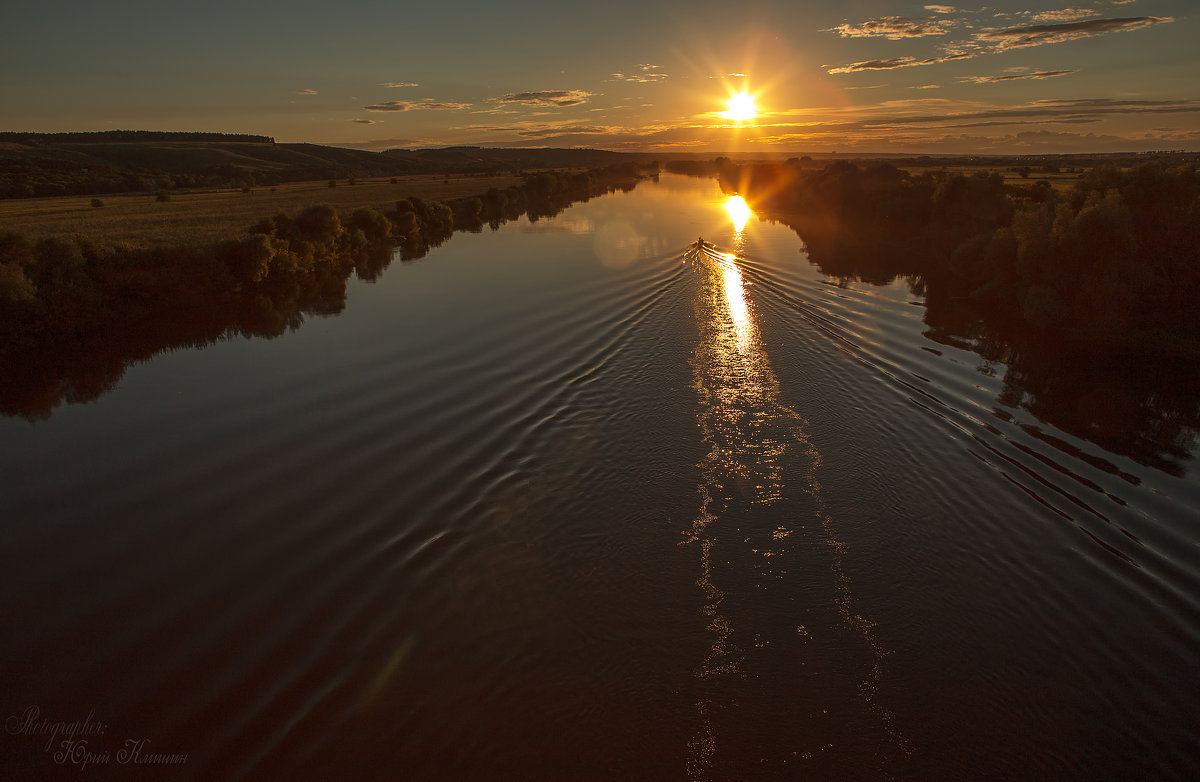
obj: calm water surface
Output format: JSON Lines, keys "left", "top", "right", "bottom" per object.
{"left": 2, "top": 175, "right": 1198, "bottom": 779}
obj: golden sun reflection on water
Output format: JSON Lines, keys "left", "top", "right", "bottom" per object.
{"left": 687, "top": 245, "right": 780, "bottom": 505}
{"left": 716, "top": 252, "right": 753, "bottom": 355}
{"left": 683, "top": 240, "right": 909, "bottom": 775}
{"left": 722, "top": 195, "right": 752, "bottom": 234}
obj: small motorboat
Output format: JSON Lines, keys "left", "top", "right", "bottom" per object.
{"left": 685, "top": 237, "right": 739, "bottom": 273}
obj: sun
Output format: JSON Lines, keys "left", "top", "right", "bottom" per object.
{"left": 721, "top": 91, "right": 758, "bottom": 122}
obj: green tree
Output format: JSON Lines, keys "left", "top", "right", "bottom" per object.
{"left": 347, "top": 209, "right": 392, "bottom": 243}
{"left": 296, "top": 205, "right": 342, "bottom": 245}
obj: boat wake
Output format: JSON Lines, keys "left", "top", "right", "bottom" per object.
{"left": 681, "top": 240, "right": 911, "bottom": 779}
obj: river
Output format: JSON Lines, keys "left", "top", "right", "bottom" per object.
{"left": 2, "top": 173, "right": 1197, "bottom": 779}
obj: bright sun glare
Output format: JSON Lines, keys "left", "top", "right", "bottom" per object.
{"left": 724, "top": 195, "right": 752, "bottom": 233}
{"left": 721, "top": 91, "right": 758, "bottom": 122}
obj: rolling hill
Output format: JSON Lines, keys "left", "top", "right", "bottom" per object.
{"left": 0, "top": 131, "right": 651, "bottom": 198}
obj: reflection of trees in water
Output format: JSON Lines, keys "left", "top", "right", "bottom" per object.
{"left": 1005, "top": 353, "right": 1198, "bottom": 479}
{"left": 810, "top": 235, "right": 1199, "bottom": 474}
{"left": 0, "top": 167, "right": 655, "bottom": 420}
{"left": 0, "top": 262, "right": 355, "bottom": 420}
{"left": 923, "top": 304, "right": 1200, "bottom": 477}
{"left": 797, "top": 233, "right": 1200, "bottom": 476}
{"left": 718, "top": 160, "right": 1200, "bottom": 475}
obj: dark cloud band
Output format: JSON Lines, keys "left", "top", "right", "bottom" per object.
{"left": 363, "top": 100, "right": 470, "bottom": 112}
{"left": 498, "top": 90, "right": 593, "bottom": 107}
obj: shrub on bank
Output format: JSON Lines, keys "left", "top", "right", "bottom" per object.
{"left": 347, "top": 208, "right": 391, "bottom": 243}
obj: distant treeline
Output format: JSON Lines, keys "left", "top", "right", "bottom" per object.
{"left": 716, "top": 158, "right": 1200, "bottom": 359}
{"left": 1, "top": 131, "right": 276, "bottom": 144}
{"left": 0, "top": 162, "right": 658, "bottom": 418}
{"left": 664, "top": 159, "right": 722, "bottom": 177}
{"left": 666, "top": 152, "right": 1199, "bottom": 177}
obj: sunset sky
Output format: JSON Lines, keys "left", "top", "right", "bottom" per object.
{"left": 4, "top": 0, "right": 1197, "bottom": 154}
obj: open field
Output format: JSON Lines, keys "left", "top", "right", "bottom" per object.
{"left": 0, "top": 174, "right": 522, "bottom": 245}
{"left": 896, "top": 164, "right": 1089, "bottom": 191}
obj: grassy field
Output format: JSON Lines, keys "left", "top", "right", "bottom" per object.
{"left": 0, "top": 174, "right": 522, "bottom": 245}
{"left": 900, "top": 164, "right": 1089, "bottom": 191}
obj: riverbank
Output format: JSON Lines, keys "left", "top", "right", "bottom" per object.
{"left": 0, "top": 174, "right": 522, "bottom": 246}
{"left": 0, "top": 163, "right": 659, "bottom": 418}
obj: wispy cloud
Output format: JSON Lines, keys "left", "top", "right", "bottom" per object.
{"left": 827, "top": 15, "right": 1173, "bottom": 73}
{"left": 1005, "top": 129, "right": 1132, "bottom": 149}
{"left": 497, "top": 89, "right": 593, "bottom": 107}
{"left": 449, "top": 118, "right": 615, "bottom": 140}
{"left": 296, "top": 89, "right": 318, "bottom": 95}
{"left": 378, "top": 81, "right": 418, "bottom": 88}
{"left": 978, "top": 16, "right": 1172, "bottom": 50}
{"left": 362, "top": 99, "right": 471, "bottom": 112}
{"left": 828, "top": 54, "right": 971, "bottom": 73}
{"left": 821, "top": 98, "right": 1200, "bottom": 130}
{"left": 611, "top": 64, "right": 668, "bottom": 83}
{"left": 453, "top": 117, "right": 1172, "bottom": 153}
{"left": 962, "top": 69, "right": 1079, "bottom": 84}
{"left": 388, "top": 90, "right": 1198, "bottom": 153}
{"left": 1027, "top": 8, "right": 1100, "bottom": 23}
{"left": 925, "top": 5, "right": 957, "bottom": 13}
{"left": 826, "top": 16, "right": 955, "bottom": 39}
{"left": 334, "top": 137, "right": 428, "bottom": 151}
{"left": 610, "top": 73, "right": 665, "bottom": 83}
{"left": 350, "top": 118, "right": 378, "bottom": 124}
{"left": 517, "top": 124, "right": 608, "bottom": 138}
{"left": 741, "top": 98, "right": 1200, "bottom": 140}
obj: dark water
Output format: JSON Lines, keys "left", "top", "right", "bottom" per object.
{"left": 2, "top": 174, "right": 1197, "bottom": 780}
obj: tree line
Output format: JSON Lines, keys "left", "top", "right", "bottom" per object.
{"left": 717, "top": 158, "right": 1200, "bottom": 358}
{"left": 0, "top": 162, "right": 659, "bottom": 419}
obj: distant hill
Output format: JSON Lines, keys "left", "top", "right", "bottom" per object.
{"left": 0, "top": 132, "right": 656, "bottom": 199}
{"left": 0, "top": 131, "right": 276, "bottom": 144}
{"left": 381, "top": 146, "right": 636, "bottom": 172}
